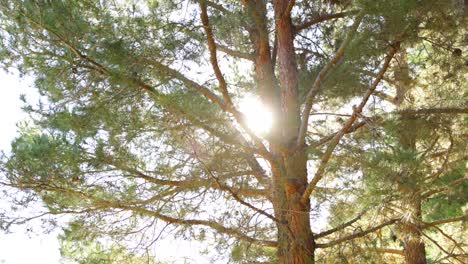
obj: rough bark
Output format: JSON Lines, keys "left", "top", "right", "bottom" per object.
{"left": 271, "top": 1, "right": 315, "bottom": 263}
{"left": 272, "top": 152, "right": 315, "bottom": 264}
{"left": 401, "top": 193, "right": 427, "bottom": 264}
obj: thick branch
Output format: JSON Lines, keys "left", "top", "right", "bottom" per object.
{"left": 284, "top": 0, "right": 295, "bottom": 18}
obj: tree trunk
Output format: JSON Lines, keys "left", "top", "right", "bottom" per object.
{"left": 394, "top": 51, "right": 427, "bottom": 264}
{"left": 396, "top": 116, "right": 427, "bottom": 264}
{"left": 248, "top": 1, "right": 316, "bottom": 262}
{"left": 270, "top": 1, "right": 316, "bottom": 262}
{"left": 401, "top": 192, "right": 427, "bottom": 264}
{"left": 272, "top": 150, "right": 315, "bottom": 264}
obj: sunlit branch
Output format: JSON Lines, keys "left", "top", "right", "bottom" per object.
{"left": 112, "top": 164, "right": 269, "bottom": 198}
{"left": 7, "top": 179, "right": 278, "bottom": 247}
{"left": 119, "top": 205, "right": 278, "bottom": 248}
{"left": 373, "top": 248, "right": 404, "bottom": 256}
{"left": 297, "top": 11, "right": 364, "bottom": 148}
{"left": 26, "top": 6, "right": 274, "bottom": 162}
{"left": 301, "top": 43, "right": 400, "bottom": 204}
{"left": 19, "top": 5, "right": 233, "bottom": 120}
{"left": 198, "top": 157, "right": 277, "bottom": 222}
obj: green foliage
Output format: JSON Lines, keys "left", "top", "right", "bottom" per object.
{"left": 0, "top": 0, "right": 466, "bottom": 262}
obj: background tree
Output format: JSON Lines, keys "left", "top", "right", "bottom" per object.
{"left": 0, "top": 0, "right": 466, "bottom": 263}
{"left": 314, "top": 7, "right": 467, "bottom": 263}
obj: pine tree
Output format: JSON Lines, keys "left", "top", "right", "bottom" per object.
{"left": 0, "top": 1, "right": 465, "bottom": 263}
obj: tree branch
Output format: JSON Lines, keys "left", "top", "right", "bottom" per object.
{"left": 284, "top": 0, "right": 295, "bottom": 18}
{"left": 398, "top": 107, "right": 468, "bottom": 115}
{"left": 422, "top": 176, "right": 467, "bottom": 199}
{"left": 309, "top": 116, "right": 382, "bottom": 149}
{"left": 130, "top": 206, "right": 278, "bottom": 247}
{"left": 423, "top": 214, "right": 468, "bottom": 228}
{"left": 316, "top": 209, "right": 368, "bottom": 238}
{"left": 422, "top": 232, "right": 465, "bottom": 263}
{"left": 316, "top": 218, "right": 399, "bottom": 248}
{"left": 216, "top": 44, "right": 254, "bottom": 61}
{"left": 373, "top": 248, "right": 404, "bottom": 256}
{"left": 295, "top": 10, "right": 358, "bottom": 33}
{"left": 199, "top": 0, "right": 233, "bottom": 106}
{"left": 301, "top": 43, "right": 400, "bottom": 204}
{"left": 297, "top": 11, "right": 364, "bottom": 147}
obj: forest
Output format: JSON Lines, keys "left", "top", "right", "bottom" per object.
{"left": 0, "top": 0, "right": 466, "bottom": 263}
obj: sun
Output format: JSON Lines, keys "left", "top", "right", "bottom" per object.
{"left": 238, "top": 94, "right": 273, "bottom": 135}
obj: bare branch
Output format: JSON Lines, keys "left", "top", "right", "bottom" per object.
{"left": 429, "top": 225, "right": 467, "bottom": 254}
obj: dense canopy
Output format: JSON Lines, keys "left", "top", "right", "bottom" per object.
{"left": 0, "top": 0, "right": 466, "bottom": 263}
